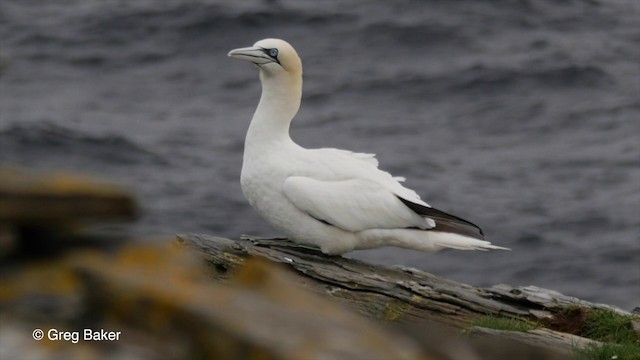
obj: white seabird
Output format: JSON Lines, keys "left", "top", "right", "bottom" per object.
{"left": 228, "top": 38, "right": 508, "bottom": 255}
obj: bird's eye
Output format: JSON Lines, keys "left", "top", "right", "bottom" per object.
{"left": 267, "top": 48, "right": 278, "bottom": 58}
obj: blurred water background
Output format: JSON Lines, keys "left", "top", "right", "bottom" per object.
{"left": 1, "top": 0, "right": 638, "bottom": 310}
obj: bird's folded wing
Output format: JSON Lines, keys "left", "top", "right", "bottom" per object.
{"left": 283, "top": 176, "right": 433, "bottom": 232}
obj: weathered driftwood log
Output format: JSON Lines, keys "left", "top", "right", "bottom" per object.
{"left": 178, "top": 234, "right": 629, "bottom": 356}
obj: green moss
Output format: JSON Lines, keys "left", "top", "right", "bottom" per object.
{"left": 560, "top": 307, "right": 640, "bottom": 360}
{"left": 583, "top": 309, "right": 638, "bottom": 344}
{"left": 574, "top": 341, "right": 640, "bottom": 360}
{"left": 471, "top": 308, "right": 640, "bottom": 359}
{"left": 546, "top": 306, "right": 638, "bottom": 343}
{"left": 471, "top": 315, "right": 540, "bottom": 332}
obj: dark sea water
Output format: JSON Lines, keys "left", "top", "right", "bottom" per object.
{"left": 1, "top": 0, "right": 638, "bottom": 310}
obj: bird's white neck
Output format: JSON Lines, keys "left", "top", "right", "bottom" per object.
{"left": 245, "top": 71, "right": 302, "bottom": 149}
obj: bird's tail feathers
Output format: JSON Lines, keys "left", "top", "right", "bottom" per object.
{"left": 359, "top": 229, "right": 510, "bottom": 252}
{"left": 426, "top": 231, "right": 510, "bottom": 251}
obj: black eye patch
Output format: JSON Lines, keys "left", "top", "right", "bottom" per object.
{"left": 261, "top": 48, "right": 280, "bottom": 64}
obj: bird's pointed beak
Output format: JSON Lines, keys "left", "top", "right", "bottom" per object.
{"left": 228, "top": 46, "right": 273, "bottom": 64}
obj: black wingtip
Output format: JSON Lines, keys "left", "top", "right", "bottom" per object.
{"left": 397, "top": 196, "right": 485, "bottom": 240}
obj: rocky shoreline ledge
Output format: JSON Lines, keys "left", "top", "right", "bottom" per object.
{"left": 1, "top": 168, "right": 638, "bottom": 359}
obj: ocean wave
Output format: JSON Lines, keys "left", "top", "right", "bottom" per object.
{"left": 3, "top": 2, "right": 356, "bottom": 67}
{"left": 320, "top": 61, "right": 612, "bottom": 102}
{"left": 356, "top": 21, "right": 466, "bottom": 47}
{"left": 450, "top": 63, "right": 612, "bottom": 92}
{"left": 0, "top": 122, "right": 167, "bottom": 166}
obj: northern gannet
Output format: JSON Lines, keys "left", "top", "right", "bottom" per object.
{"left": 228, "top": 38, "right": 508, "bottom": 255}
